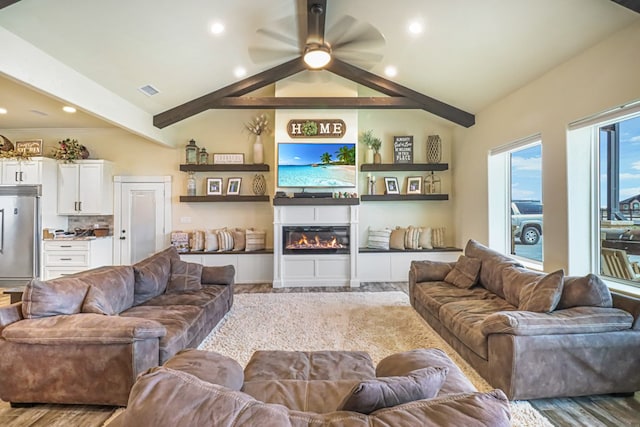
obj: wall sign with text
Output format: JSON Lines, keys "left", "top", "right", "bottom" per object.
{"left": 287, "top": 119, "right": 346, "bottom": 138}
{"left": 393, "top": 136, "right": 414, "bottom": 163}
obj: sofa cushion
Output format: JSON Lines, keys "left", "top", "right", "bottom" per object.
{"left": 22, "top": 278, "right": 89, "bottom": 319}
{"left": 337, "top": 367, "right": 448, "bottom": 414}
{"left": 518, "top": 269, "right": 564, "bottom": 313}
{"left": 82, "top": 285, "right": 115, "bottom": 315}
{"left": 133, "top": 247, "right": 179, "bottom": 305}
{"left": 411, "top": 260, "right": 455, "bottom": 282}
{"left": 163, "top": 349, "right": 244, "bottom": 391}
{"left": 167, "top": 259, "right": 202, "bottom": 293}
{"left": 557, "top": 273, "right": 612, "bottom": 309}
{"left": 73, "top": 265, "right": 135, "bottom": 314}
{"left": 439, "top": 298, "right": 517, "bottom": 358}
{"left": 480, "top": 307, "right": 634, "bottom": 336}
{"left": 464, "top": 239, "right": 521, "bottom": 298}
{"left": 412, "top": 281, "right": 499, "bottom": 317}
{"left": 502, "top": 266, "right": 544, "bottom": 307}
{"left": 201, "top": 265, "right": 235, "bottom": 285}
{"left": 444, "top": 255, "right": 482, "bottom": 289}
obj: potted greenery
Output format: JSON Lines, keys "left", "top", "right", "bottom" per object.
{"left": 359, "top": 130, "right": 382, "bottom": 164}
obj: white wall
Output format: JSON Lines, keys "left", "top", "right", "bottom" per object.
{"left": 453, "top": 21, "right": 640, "bottom": 272}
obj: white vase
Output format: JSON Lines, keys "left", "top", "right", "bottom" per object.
{"left": 365, "top": 148, "right": 374, "bottom": 164}
{"left": 253, "top": 135, "right": 264, "bottom": 165}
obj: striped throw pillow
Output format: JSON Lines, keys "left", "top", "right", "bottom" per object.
{"left": 245, "top": 229, "right": 266, "bottom": 252}
{"left": 432, "top": 227, "right": 446, "bottom": 248}
{"left": 368, "top": 228, "right": 392, "bottom": 250}
{"left": 217, "top": 229, "right": 234, "bottom": 252}
{"left": 405, "top": 226, "right": 422, "bottom": 250}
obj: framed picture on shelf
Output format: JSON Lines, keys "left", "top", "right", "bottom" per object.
{"left": 384, "top": 177, "right": 399, "bottom": 194}
{"left": 213, "top": 153, "right": 244, "bottom": 164}
{"left": 206, "top": 177, "right": 223, "bottom": 195}
{"left": 15, "top": 139, "right": 43, "bottom": 156}
{"left": 407, "top": 176, "right": 422, "bottom": 194}
{"left": 226, "top": 177, "right": 242, "bottom": 195}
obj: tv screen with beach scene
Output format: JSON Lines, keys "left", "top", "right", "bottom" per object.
{"left": 277, "top": 142, "right": 357, "bottom": 188}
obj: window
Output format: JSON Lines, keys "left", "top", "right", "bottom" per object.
{"left": 599, "top": 114, "right": 640, "bottom": 284}
{"left": 488, "top": 136, "right": 543, "bottom": 266}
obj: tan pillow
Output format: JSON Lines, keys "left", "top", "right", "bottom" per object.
{"left": 411, "top": 261, "right": 454, "bottom": 282}
{"left": 217, "top": 229, "right": 234, "bottom": 252}
{"left": 518, "top": 269, "right": 565, "bottom": 313}
{"left": 245, "top": 228, "right": 266, "bottom": 252}
{"left": 557, "top": 274, "right": 612, "bottom": 309}
{"left": 337, "top": 367, "right": 448, "bottom": 414}
{"left": 444, "top": 255, "right": 482, "bottom": 289}
{"left": 419, "top": 227, "right": 433, "bottom": 249}
{"left": 166, "top": 259, "right": 203, "bottom": 293}
{"left": 389, "top": 227, "right": 406, "bottom": 250}
{"left": 404, "top": 226, "right": 421, "bottom": 250}
{"left": 231, "top": 228, "right": 246, "bottom": 251}
{"left": 432, "top": 227, "right": 446, "bottom": 247}
{"left": 189, "top": 230, "right": 205, "bottom": 251}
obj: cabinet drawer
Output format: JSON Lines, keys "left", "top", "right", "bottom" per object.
{"left": 44, "top": 252, "right": 89, "bottom": 266}
{"left": 43, "top": 241, "right": 90, "bottom": 251}
{"left": 43, "top": 267, "right": 85, "bottom": 280}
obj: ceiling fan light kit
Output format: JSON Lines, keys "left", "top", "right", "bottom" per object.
{"left": 303, "top": 45, "right": 331, "bottom": 68}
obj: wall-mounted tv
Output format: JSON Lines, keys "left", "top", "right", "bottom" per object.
{"left": 277, "top": 142, "right": 357, "bottom": 188}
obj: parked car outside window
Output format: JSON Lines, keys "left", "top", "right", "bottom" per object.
{"left": 511, "top": 201, "right": 543, "bottom": 245}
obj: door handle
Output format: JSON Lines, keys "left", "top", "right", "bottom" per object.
{"left": 14, "top": 171, "right": 19, "bottom": 182}
{"left": 19, "top": 171, "right": 24, "bottom": 182}
{"left": 78, "top": 201, "right": 82, "bottom": 212}
{"left": 120, "top": 229, "right": 126, "bottom": 240}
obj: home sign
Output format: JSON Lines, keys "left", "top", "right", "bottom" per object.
{"left": 287, "top": 119, "right": 346, "bottom": 138}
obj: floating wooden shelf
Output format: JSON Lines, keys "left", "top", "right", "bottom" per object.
{"left": 179, "top": 164, "right": 270, "bottom": 172}
{"left": 360, "top": 163, "right": 448, "bottom": 172}
{"left": 179, "top": 195, "right": 270, "bottom": 203}
{"left": 360, "top": 194, "right": 448, "bottom": 202}
{"left": 273, "top": 197, "right": 359, "bottom": 206}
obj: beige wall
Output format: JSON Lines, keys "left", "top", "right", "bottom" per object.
{"left": 453, "top": 21, "right": 640, "bottom": 272}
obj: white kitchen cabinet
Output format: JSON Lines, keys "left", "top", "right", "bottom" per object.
{"left": 42, "top": 238, "right": 113, "bottom": 280}
{"left": 58, "top": 160, "right": 113, "bottom": 215}
{"left": 1, "top": 157, "right": 55, "bottom": 185}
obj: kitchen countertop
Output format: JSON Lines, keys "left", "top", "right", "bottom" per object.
{"left": 43, "top": 236, "right": 112, "bottom": 241}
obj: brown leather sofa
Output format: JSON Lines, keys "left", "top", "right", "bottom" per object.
{"left": 409, "top": 239, "right": 640, "bottom": 400}
{"left": 110, "top": 348, "right": 512, "bottom": 426}
{"left": 0, "top": 247, "right": 234, "bottom": 406}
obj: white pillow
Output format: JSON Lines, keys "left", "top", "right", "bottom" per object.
{"left": 419, "top": 227, "right": 433, "bottom": 249}
{"left": 368, "top": 227, "right": 392, "bottom": 250}
{"left": 205, "top": 229, "right": 219, "bottom": 252}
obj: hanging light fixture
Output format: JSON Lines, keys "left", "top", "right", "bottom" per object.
{"left": 303, "top": 44, "right": 331, "bottom": 69}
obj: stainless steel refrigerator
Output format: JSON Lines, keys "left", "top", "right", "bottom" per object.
{"left": 0, "top": 185, "right": 41, "bottom": 286}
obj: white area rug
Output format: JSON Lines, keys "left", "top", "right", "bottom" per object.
{"left": 199, "top": 291, "right": 552, "bottom": 427}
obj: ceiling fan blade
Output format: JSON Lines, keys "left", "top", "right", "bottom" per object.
{"left": 248, "top": 46, "right": 300, "bottom": 64}
{"left": 333, "top": 50, "right": 384, "bottom": 70}
{"left": 325, "top": 15, "right": 357, "bottom": 47}
{"left": 306, "top": 0, "right": 327, "bottom": 46}
{"left": 330, "top": 19, "right": 385, "bottom": 51}
{"left": 256, "top": 27, "right": 299, "bottom": 49}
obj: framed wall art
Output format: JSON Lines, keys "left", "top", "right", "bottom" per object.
{"left": 206, "top": 177, "right": 223, "bottom": 195}
{"left": 226, "top": 177, "right": 242, "bottom": 195}
{"left": 384, "top": 177, "right": 399, "bottom": 194}
{"left": 15, "top": 139, "right": 43, "bottom": 156}
{"left": 407, "top": 176, "right": 422, "bottom": 194}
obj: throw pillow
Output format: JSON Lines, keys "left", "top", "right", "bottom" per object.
{"left": 245, "top": 228, "right": 266, "bottom": 252}
{"left": 82, "top": 285, "right": 115, "bottom": 315}
{"left": 22, "top": 277, "right": 89, "bottom": 319}
{"left": 518, "top": 269, "right": 565, "bottom": 313}
{"left": 367, "top": 228, "right": 392, "bottom": 250}
{"left": 205, "top": 229, "right": 219, "bottom": 252}
{"left": 557, "top": 274, "right": 612, "bottom": 309}
{"left": 502, "top": 266, "right": 546, "bottom": 307}
{"left": 166, "top": 259, "right": 203, "bottom": 293}
{"left": 419, "top": 227, "right": 433, "bottom": 249}
{"left": 432, "top": 227, "right": 446, "bottom": 247}
{"left": 389, "top": 227, "right": 406, "bottom": 250}
{"left": 411, "top": 260, "right": 454, "bottom": 282}
{"left": 404, "top": 226, "right": 421, "bottom": 250}
{"left": 444, "top": 255, "right": 482, "bottom": 289}
{"left": 189, "top": 230, "right": 205, "bottom": 251}
{"left": 337, "top": 366, "right": 448, "bottom": 414}
{"left": 217, "top": 229, "right": 234, "bottom": 252}
{"left": 232, "top": 228, "right": 246, "bottom": 251}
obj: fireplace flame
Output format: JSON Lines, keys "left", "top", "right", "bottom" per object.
{"left": 288, "top": 233, "right": 345, "bottom": 250}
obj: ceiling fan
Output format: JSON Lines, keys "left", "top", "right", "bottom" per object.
{"left": 249, "top": 0, "right": 385, "bottom": 70}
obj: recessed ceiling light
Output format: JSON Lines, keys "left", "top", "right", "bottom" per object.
{"left": 62, "top": 106, "right": 76, "bottom": 113}
{"left": 234, "top": 67, "right": 247, "bottom": 78}
{"left": 139, "top": 84, "right": 160, "bottom": 97}
{"left": 408, "top": 21, "right": 423, "bottom": 35}
{"left": 384, "top": 66, "right": 398, "bottom": 77}
{"left": 0, "top": 108, "right": 7, "bottom": 114}
{"left": 210, "top": 22, "right": 225, "bottom": 35}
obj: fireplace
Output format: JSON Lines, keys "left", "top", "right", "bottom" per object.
{"left": 283, "top": 226, "right": 350, "bottom": 254}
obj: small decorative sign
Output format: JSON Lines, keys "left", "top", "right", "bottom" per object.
{"left": 15, "top": 139, "right": 43, "bottom": 156}
{"left": 213, "top": 153, "right": 244, "bottom": 164}
{"left": 393, "top": 136, "right": 413, "bottom": 164}
{"left": 287, "top": 119, "right": 346, "bottom": 138}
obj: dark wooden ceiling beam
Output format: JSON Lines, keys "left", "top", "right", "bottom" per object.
{"left": 209, "top": 97, "right": 423, "bottom": 109}
{"left": 0, "top": 0, "right": 21, "bottom": 10}
{"left": 154, "top": 57, "right": 307, "bottom": 128}
{"left": 326, "top": 58, "right": 475, "bottom": 127}
{"left": 610, "top": 0, "right": 640, "bottom": 14}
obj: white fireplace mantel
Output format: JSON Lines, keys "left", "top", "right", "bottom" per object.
{"left": 273, "top": 204, "right": 359, "bottom": 288}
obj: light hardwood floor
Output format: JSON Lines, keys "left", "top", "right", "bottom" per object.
{"left": 0, "top": 283, "right": 638, "bottom": 427}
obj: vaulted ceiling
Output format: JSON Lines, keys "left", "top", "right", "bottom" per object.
{"left": 0, "top": 0, "right": 638, "bottom": 146}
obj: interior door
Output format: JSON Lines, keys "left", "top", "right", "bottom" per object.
{"left": 114, "top": 178, "right": 171, "bottom": 265}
